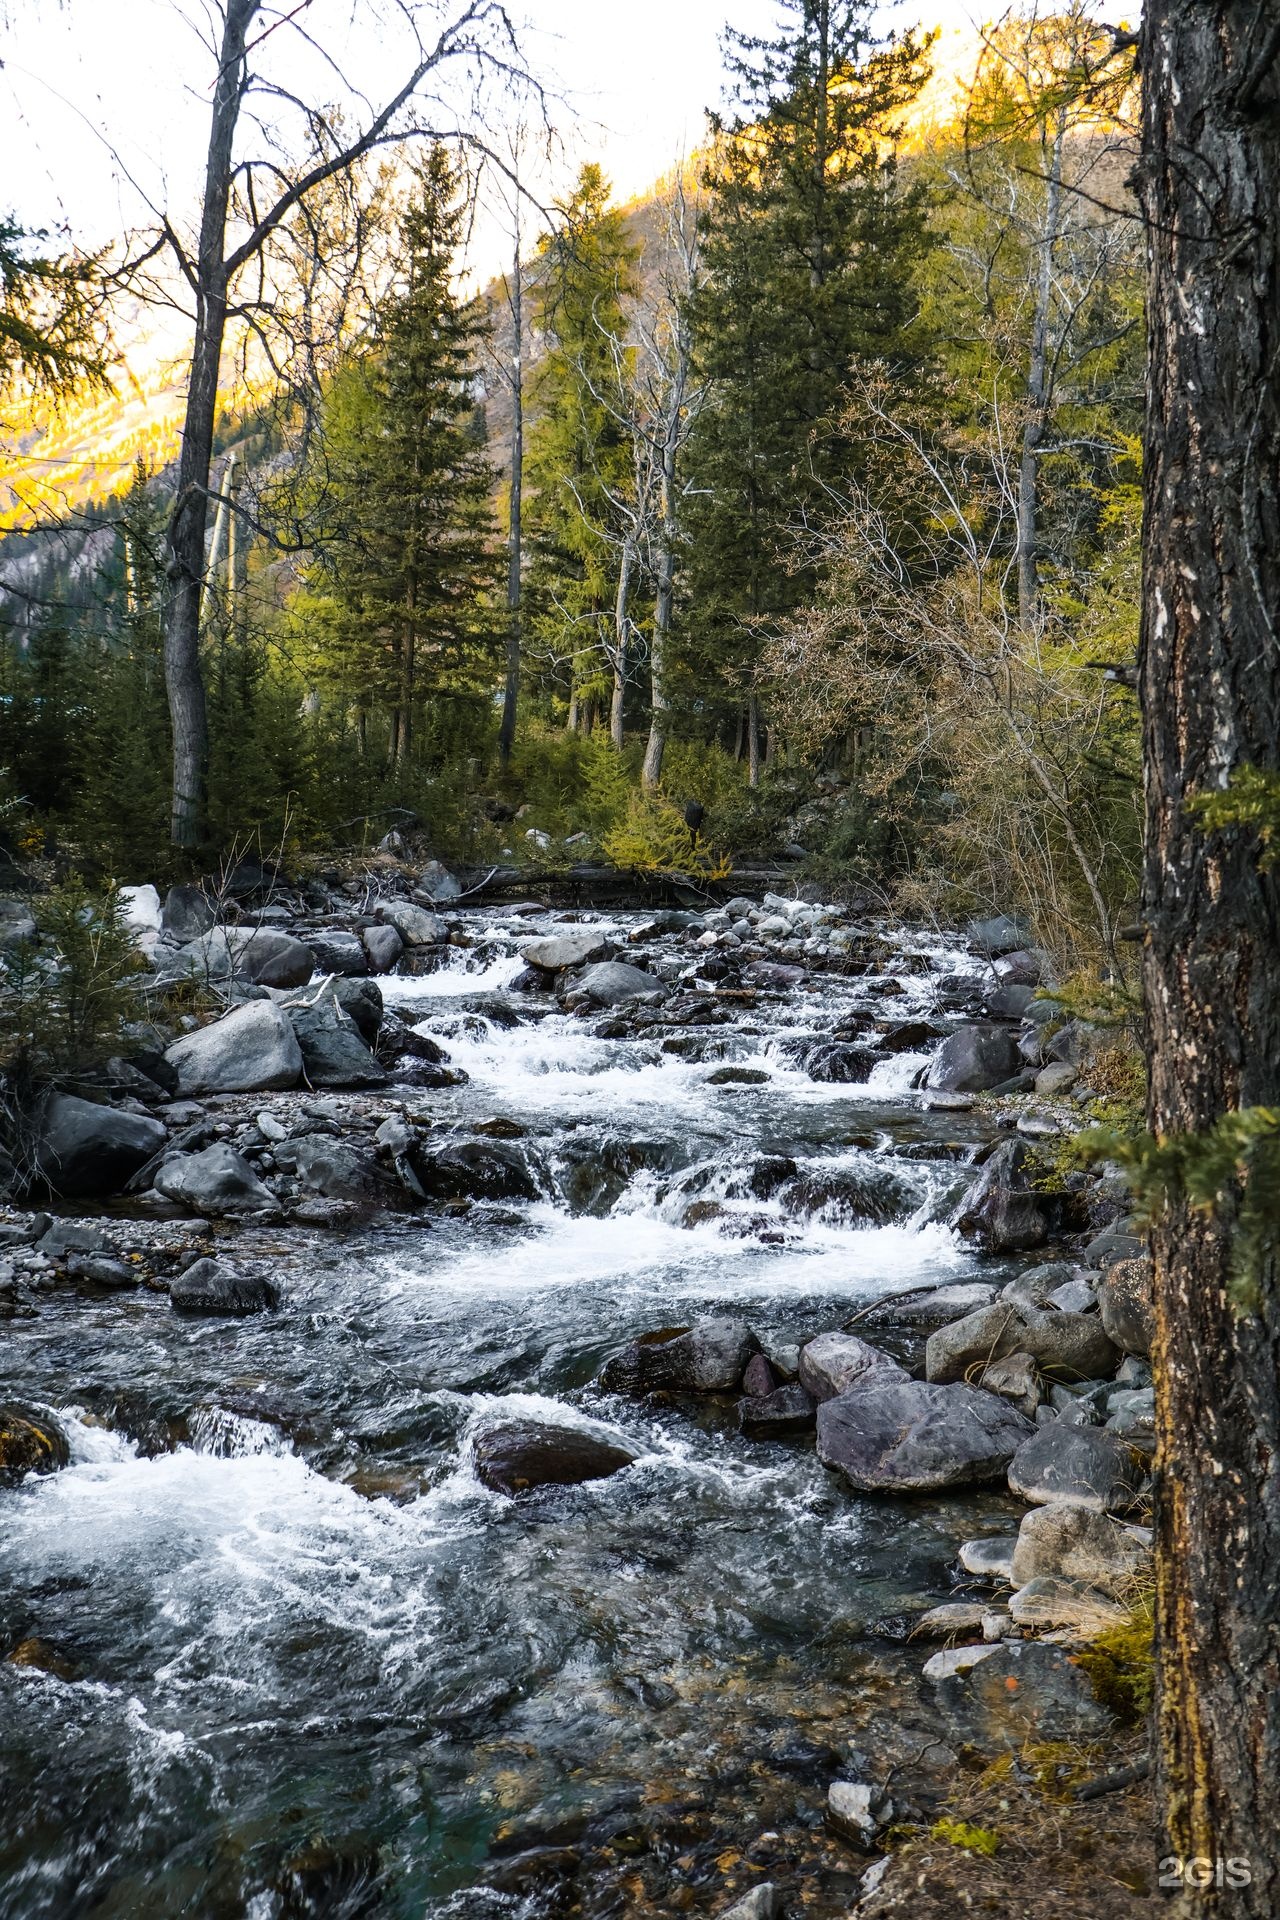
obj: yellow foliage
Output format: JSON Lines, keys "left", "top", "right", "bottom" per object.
{"left": 603, "top": 790, "right": 733, "bottom": 880}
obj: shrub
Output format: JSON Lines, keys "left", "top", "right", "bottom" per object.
{"left": 0, "top": 880, "right": 144, "bottom": 1074}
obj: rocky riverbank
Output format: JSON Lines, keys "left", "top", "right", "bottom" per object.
{"left": 0, "top": 862, "right": 1157, "bottom": 1916}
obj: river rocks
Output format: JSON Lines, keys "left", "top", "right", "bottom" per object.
{"left": 958, "top": 1537, "right": 1016, "bottom": 1580}
{"left": 0, "top": 1405, "right": 70, "bottom": 1485}
{"left": 283, "top": 1135, "right": 398, "bottom": 1208}
{"left": 950, "top": 1139, "right": 1049, "bottom": 1252}
{"left": 154, "top": 1143, "right": 278, "bottom": 1216}
{"left": 1106, "top": 1386, "right": 1156, "bottom": 1451}
{"left": 165, "top": 1001, "right": 303, "bottom": 1094}
{"left": 925, "top": 1301, "right": 1029, "bottom": 1384}
{"left": 786, "top": 1162, "right": 915, "bottom": 1225}
{"left": 926, "top": 1024, "right": 1022, "bottom": 1093}
{"left": 816, "top": 1381, "right": 1035, "bottom": 1493}
{"left": 30, "top": 1093, "right": 166, "bottom": 1199}
{"left": 977, "top": 1351, "right": 1042, "bottom": 1419}
{"left": 1016, "top": 1308, "right": 1119, "bottom": 1382}
{"left": 1035, "top": 1060, "right": 1078, "bottom": 1095}
{"left": 162, "top": 927, "right": 314, "bottom": 989}
{"left": 520, "top": 929, "right": 611, "bottom": 971}
{"left": 410, "top": 1138, "right": 542, "bottom": 1203}
{"left": 601, "top": 1317, "right": 760, "bottom": 1394}
{"left": 928, "top": 1639, "right": 1115, "bottom": 1749}
{"left": 363, "top": 924, "right": 404, "bottom": 973}
{"left": 326, "top": 976, "right": 383, "bottom": 1046}
{"left": 1007, "top": 1424, "right": 1146, "bottom": 1513}
{"left": 169, "top": 1256, "right": 278, "bottom": 1315}
{"left": 1010, "top": 1502, "right": 1149, "bottom": 1597}
{"left": 799, "top": 1040, "right": 878, "bottom": 1083}
{"left": 737, "top": 1383, "right": 817, "bottom": 1436}
{"left": 912, "top": 1600, "right": 1009, "bottom": 1640}
{"left": 287, "top": 1000, "right": 387, "bottom": 1088}
{"left": 1096, "top": 1255, "right": 1154, "bottom": 1357}
{"left": 575, "top": 960, "right": 662, "bottom": 1006}
{"left": 797, "top": 1332, "right": 908, "bottom": 1402}
{"left": 303, "top": 929, "right": 367, "bottom": 976}
{"left": 378, "top": 901, "right": 446, "bottom": 946}
{"left": 472, "top": 1420, "right": 636, "bottom": 1494}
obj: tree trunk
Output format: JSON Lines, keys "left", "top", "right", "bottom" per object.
{"left": 1016, "top": 111, "right": 1064, "bottom": 631}
{"left": 1139, "top": 8, "right": 1280, "bottom": 1913}
{"left": 498, "top": 233, "right": 522, "bottom": 768}
{"left": 641, "top": 527, "right": 673, "bottom": 789}
{"left": 747, "top": 694, "right": 761, "bottom": 788}
{"left": 610, "top": 537, "right": 634, "bottom": 751}
{"left": 162, "top": 0, "right": 258, "bottom": 847}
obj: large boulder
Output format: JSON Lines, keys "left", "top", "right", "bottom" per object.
{"left": 161, "top": 927, "right": 314, "bottom": 989}
{"left": 282, "top": 1134, "right": 399, "bottom": 1208}
{"left": 1096, "top": 1256, "right": 1155, "bottom": 1357}
{"left": 30, "top": 1093, "right": 165, "bottom": 1199}
{"left": 160, "top": 883, "right": 214, "bottom": 943}
{"left": 303, "top": 929, "right": 368, "bottom": 977}
{"left": 601, "top": 1318, "right": 759, "bottom": 1395}
{"left": 1010, "top": 1502, "right": 1149, "bottom": 1598}
{"left": 378, "top": 902, "right": 446, "bottom": 947}
{"left": 1007, "top": 1424, "right": 1146, "bottom": 1513}
{"left": 950, "top": 1139, "right": 1049, "bottom": 1251}
{"left": 362, "top": 924, "right": 405, "bottom": 973}
{"left": 165, "top": 1001, "right": 303, "bottom": 1094}
{"left": 154, "top": 1143, "right": 278, "bottom": 1216}
{"left": 520, "top": 929, "right": 612, "bottom": 971}
{"left": 925, "top": 1301, "right": 1030, "bottom": 1384}
{"left": 410, "top": 1138, "right": 542, "bottom": 1203}
{"left": 1016, "top": 1307, "right": 1119, "bottom": 1382}
{"left": 575, "top": 961, "right": 663, "bottom": 1007}
{"left": 926, "top": 1024, "right": 1022, "bottom": 1093}
{"left": 797, "top": 1332, "right": 908, "bottom": 1402}
{"left": 816, "top": 1381, "right": 1035, "bottom": 1494}
{"left": 287, "top": 1000, "right": 386, "bottom": 1088}
{"left": 327, "top": 977, "right": 383, "bottom": 1046}
{"left": 0, "top": 1405, "right": 70, "bottom": 1486}
{"left": 169, "top": 1256, "right": 278, "bottom": 1316}
{"left": 472, "top": 1419, "right": 636, "bottom": 1495}
{"left": 928, "top": 1639, "right": 1114, "bottom": 1751}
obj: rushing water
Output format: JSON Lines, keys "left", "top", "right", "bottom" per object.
{"left": 0, "top": 908, "right": 1031, "bottom": 1919}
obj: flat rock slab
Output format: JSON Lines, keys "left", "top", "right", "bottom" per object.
{"left": 520, "top": 930, "right": 611, "bottom": 970}
{"left": 928, "top": 1639, "right": 1115, "bottom": 1750}
{"left": 169, "top": 1257, "right": 278, "bottom": 1316}
{"left": 797, "top": 1331, "right": 908, "bottom": 1402}
{"left": 472, "top": 1420, "right": 636, "bottom": 1495}
{"left": 817, "top": 1381, "right": 1035, "bottom": 1494}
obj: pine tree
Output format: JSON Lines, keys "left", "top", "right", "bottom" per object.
{"left": 308, "top": 147, "right": 497, "bottom": 773}
{"left": 524, "top": 165, "right": 638, "bottom": 733}
{"left": 685, "top": 0, "right": 934, "bottom": 780}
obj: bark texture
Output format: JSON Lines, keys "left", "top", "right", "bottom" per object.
{"left": 1139, "top": 6, "right": 1280, "bottom": 1910}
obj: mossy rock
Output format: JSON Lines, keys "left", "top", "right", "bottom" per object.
{"left": 0, "top": 1405, "right": 71, "bottom": 1486}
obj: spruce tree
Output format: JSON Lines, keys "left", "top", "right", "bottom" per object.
{"left": 686, "top": 1, "right": 933, "bottom": 779}
{"left": 524, "top": 165, "right": 638, "bottom": 732}
{"left": 310, "top": 147, "right": 496, "bottom": 772}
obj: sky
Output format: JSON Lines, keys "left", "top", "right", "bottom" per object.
{"left": 2, "top": 0, "right": 983, "bottom": 282}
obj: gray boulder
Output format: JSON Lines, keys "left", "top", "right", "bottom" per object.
{"left": 521, "top": 929, "right": 612, "bottom": 971}
{"left": 797, "top": 1331, "right": 907, "bottom": 1402}
{"left": 930, "top": 1639, "right": 1115, "bottom": 1750}
{"left": 950, "top": 1139, "right": 1049, "bottom": 1251}
{"left": 303, "top": 929, "right": 367, "bottom": 976}
{"left": 154, "top": 1143, "right": 278, "bottom": 1216}
{"left": 967, "top": 914, "right": 1033, "bottom": 957}
{"left": 1006, "top": 1576, "right": 1126, "bottom": 1633}
{"left": 363, "top": 924, "right": 405, "bottom": 973}
{"left": 30, "top": 1093, "right": 165, "bottom": 1199}
{"left": 325, "top": 976, "right": 383, "bottom": 1046}
{"left": 1007, "top": 1423, "right": 1146, "bottom": 1513}
{"left": 856, "top": 1282, "right": 997, "bottom": 1331}
{"left": 925, "top": 1300, "right": 1029, "bottom": 1384}
{"left": 601, "top": 1317, "right": 759, "bottom": 1395}
{"left": 0, "top": 900, "right": 37, "bottom": 946}
{"left": 926, "top": 1024, "right": 1022, "bottom": 1093}
{"left": 1017, "top": 1307, "right": 1119, "bottom": 1382}
{"left": 576, "top": 961, "right": 662, "bottom": 1007}
{"left": 978, "top": 1350, "right": 1042, "bottom": 1420}
{"left": 416, "top": 860, "right": 462, "bottom": 903}
{"left": 287, "top": 1000, "right": 386, "bottom": 1087}
{"left": 410, "top": 1138, "right": 542, "bottom": 1203}
{"left": 718, "top": 1886, "right": 783, "bottom": 1920}
{"left": 282, "top": 1134, "right": 398, "bottom": 1208}
{"left": 1096, "top": 1256, "right": 1154, "bottom": 1357}
{"left": 472, "top": 1420, "right": 635, "bottom": 1495}
{"left": 737, "top": 1384, "right": 817, "bottom": 1436}
{"left": 378, "top": 902, "right": 446, "bottom": 946}
{"left": 1106, "top": 1386, "right": 1156, "bottom": 1452}
{"left": 165, "top": 1001, "right": 303, "bottom": 1094}
{"left": 169, "top": 1256, "right": 278, "bottom": 1316}
{"left": 161, "top": 884, "right": 214, "bottom": 943}
{"left": 1010, "top": 1501, "right": 1149, "bottom": 1597}
{"left": 161, "top": 927, "right": 314, "bottom": 989}
{"left": 816, "top": 1380, "right": 1035, "bottom": 1493}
